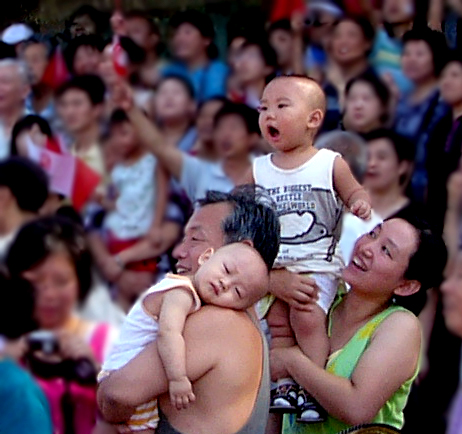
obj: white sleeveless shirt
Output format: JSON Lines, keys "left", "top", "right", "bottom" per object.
{"left": 103, "top": 274, "right": 201, "bottom": 371}
{"left": 253, "top": 148, "right": 344, "bottom": 276}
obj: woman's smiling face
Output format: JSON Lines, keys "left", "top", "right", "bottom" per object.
{"left": 343, "top": 219, "right": 418, "bottom": 296}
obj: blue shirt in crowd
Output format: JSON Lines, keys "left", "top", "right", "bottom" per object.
{"left": 162, "top": 60, "right": 229, "bottom": 103}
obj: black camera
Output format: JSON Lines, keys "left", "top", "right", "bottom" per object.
{"left": 27, "top": 330, "right": 60, "bottom": 355}
{"left": 25, "top": 330, "right": 97, "bottom": 385}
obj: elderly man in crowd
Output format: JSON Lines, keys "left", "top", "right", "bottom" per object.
{"left": 0, "top": 59, "right": 30, "bottom": 159}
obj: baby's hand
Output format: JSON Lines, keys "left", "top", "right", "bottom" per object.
{"left": 169, "top": 377, "right": 196, "bottom": 410}
{"left": 350, "top": 199, "right": 371, "bottom": 220}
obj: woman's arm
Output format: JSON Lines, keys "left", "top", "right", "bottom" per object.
{"left": 271, "top": 311, "right": 421, "bottom": 425}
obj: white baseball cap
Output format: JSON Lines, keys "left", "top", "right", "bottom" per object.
{"left": 306, "top": 0, "right": 344, "bottom": 18}
{"left": 1, "top": 23, "right": 34, "bottom": 45}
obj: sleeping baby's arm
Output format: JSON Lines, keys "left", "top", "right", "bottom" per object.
{"left": 146, "top": 287, "right": 197, "bottom": 410}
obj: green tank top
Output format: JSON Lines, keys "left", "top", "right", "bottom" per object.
{"left": 282, "top": 294, "right": 419, "bottom": 434}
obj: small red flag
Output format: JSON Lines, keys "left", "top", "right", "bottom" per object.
{"left": 72, "top": 159, "right": 102, "bottom": 211}
{"left": 41, "top": 45, "right": 71, "bottom": 90}
{"left": 112, "top": 35, "right": 129, "bottom": 78}
{"left": 270, "top": 0, "right": 306, "bottom": 22}
{"left": 27, "top": 135, "right": 102, "bottom": 211}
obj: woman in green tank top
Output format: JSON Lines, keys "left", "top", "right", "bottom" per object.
{"left": 270, "top": 218, "right": 447, "bottom": 434}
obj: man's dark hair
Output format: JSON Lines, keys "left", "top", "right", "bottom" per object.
{"left": 403, "top": 27, "right": 449, "bottom": 76}
{"left": 170, "top": 10, "right": 218, "bottom": 59}
{"left": 268, "top": 19, "right": 293, "bottom": 36}
{"left": 0, "top": 271, "right": 36, "bottom": 339}
{"left": 55, "top": 74, "right": 106, "bottom": 106}
{"left": 64, "top": 34, "right": 105, "bottom": 73}
{"left": 196, "top": 185, "right": 281, "bottom": 272}
{"left": 6, "top": 215, "right": 92, "bottom": 304}
{"left": 0, "top": 156, "right": 49, "bottom": 212}
{"left": 214, "top": 102, "right": 260, "bottom": 135}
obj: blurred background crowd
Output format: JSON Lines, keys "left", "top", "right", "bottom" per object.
{"left": 0, "top": 0, "right": 462, "bottom": 433}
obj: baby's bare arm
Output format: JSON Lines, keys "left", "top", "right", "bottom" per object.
{"left": 152, "top": 288, "right": 197, "bottom": 409}
{"left": 333, "top": 157, "right": 371, "bottom": 220}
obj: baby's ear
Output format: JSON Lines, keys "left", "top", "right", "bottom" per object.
{"left": 198, "top": 248, "right": 215, "bottom": 266}
{"left": 307, "top": 109, "right": 324, "bottom": 129}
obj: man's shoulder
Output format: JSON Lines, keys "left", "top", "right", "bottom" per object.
{"left": 187, "top": 306, "right": 258, "bottom": 339}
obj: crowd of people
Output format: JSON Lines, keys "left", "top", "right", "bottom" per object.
{"left": 0, "top": 0, "right": 461, "bottom": 433}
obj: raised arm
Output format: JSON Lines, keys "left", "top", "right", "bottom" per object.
{"left": 112, "top": 81, "right": 184, "bottom": 180}
{"left": 271, "top": 311, "right": 421, "bottom": 425}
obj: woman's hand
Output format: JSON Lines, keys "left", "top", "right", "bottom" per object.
{"left": 269, "top": 346, "right": 300, "bottom": 381}
{"left": 269, "top": 269, "right": 319, "bottom": 311}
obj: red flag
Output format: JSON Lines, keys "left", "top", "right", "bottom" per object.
{"left": 27, "top": 136, "right": 102, "bottom": 211}
{"left": 72, "top": 159, "right": 102, "bottom": 211}
{"left": 112, "top": 35, "right": 129, "bottom": 78}
{"left": 270, "top": 0, "right": 306, "bottom": 22}
{"left": 41, "top": 45, "right": 71, "bottom": 90}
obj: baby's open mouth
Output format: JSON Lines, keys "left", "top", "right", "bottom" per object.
{"left": 268, "top": 126, "right": 280, "bottom": 138}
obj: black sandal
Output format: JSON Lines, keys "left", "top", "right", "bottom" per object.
{"left": 270, "top": 383, "right": 299, "bottom": 413}
{"left": 296, "top": 389, "right": 326, "bottom": 423}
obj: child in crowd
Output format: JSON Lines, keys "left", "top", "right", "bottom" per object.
{"left": 113, "top": 81, "right": 260, "bottom": 203}
{"left": 190, "top": 96, "right": 227, "bottom": 160}
{"left": 88, "top": 108, "right": 168, "bottom": 312}
{"left": 231, "top": 39, "right": 278, "bottom": 109}
{"left": 98, "top": 242, "right": 271, "bottom": 433}
{"left": 65, "top": 34, "right": 104, "bottom": 76}
{"left": 55, "top": 74, "right": 108, "bottom": 191}
{"left": 250, "top": 75, "right": 371, "bottom": 423}
{"left": 268, "top": 19, "right": 296, "bottom": 75}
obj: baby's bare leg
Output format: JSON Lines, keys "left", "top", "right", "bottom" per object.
{"left": 266, "top": 298, "right": 295, "bottom": 349}
{"left": 290, "top": 305, "right": 329, "bottom": 367}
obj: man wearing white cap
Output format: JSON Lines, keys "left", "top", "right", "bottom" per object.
{"left": 1, "top": 23, "right": 34, "bottom": 55}
{"left": 303, "top": 0, "right": 343, "bottom": 82}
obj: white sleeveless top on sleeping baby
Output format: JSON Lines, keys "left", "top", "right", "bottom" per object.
{"left": 253, "top": 148, "right": 345, "bottom": 276}
{"left": 104, "top": 153, "right": 157, "bottom": 240}
{"left": 102, "top": 274, "right": 202, "bottom": 371}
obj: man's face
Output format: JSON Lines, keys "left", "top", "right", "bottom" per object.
{"left": 126, "top": 17, "right": 158, "bottom": 52}
{"left": 173, "top": 202, "right": 232, "bottom": 275}
{"left": 23, "top": 43, "right": 48, "bottom": 86}
{"left": 57, "top": 89, "right": 99, "bottom": 134}
{"left": 382, "top": 0, "right": 414, "bottom": 25}
{"left": 0, "top": 65, "right": 29, "bottom": 112}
